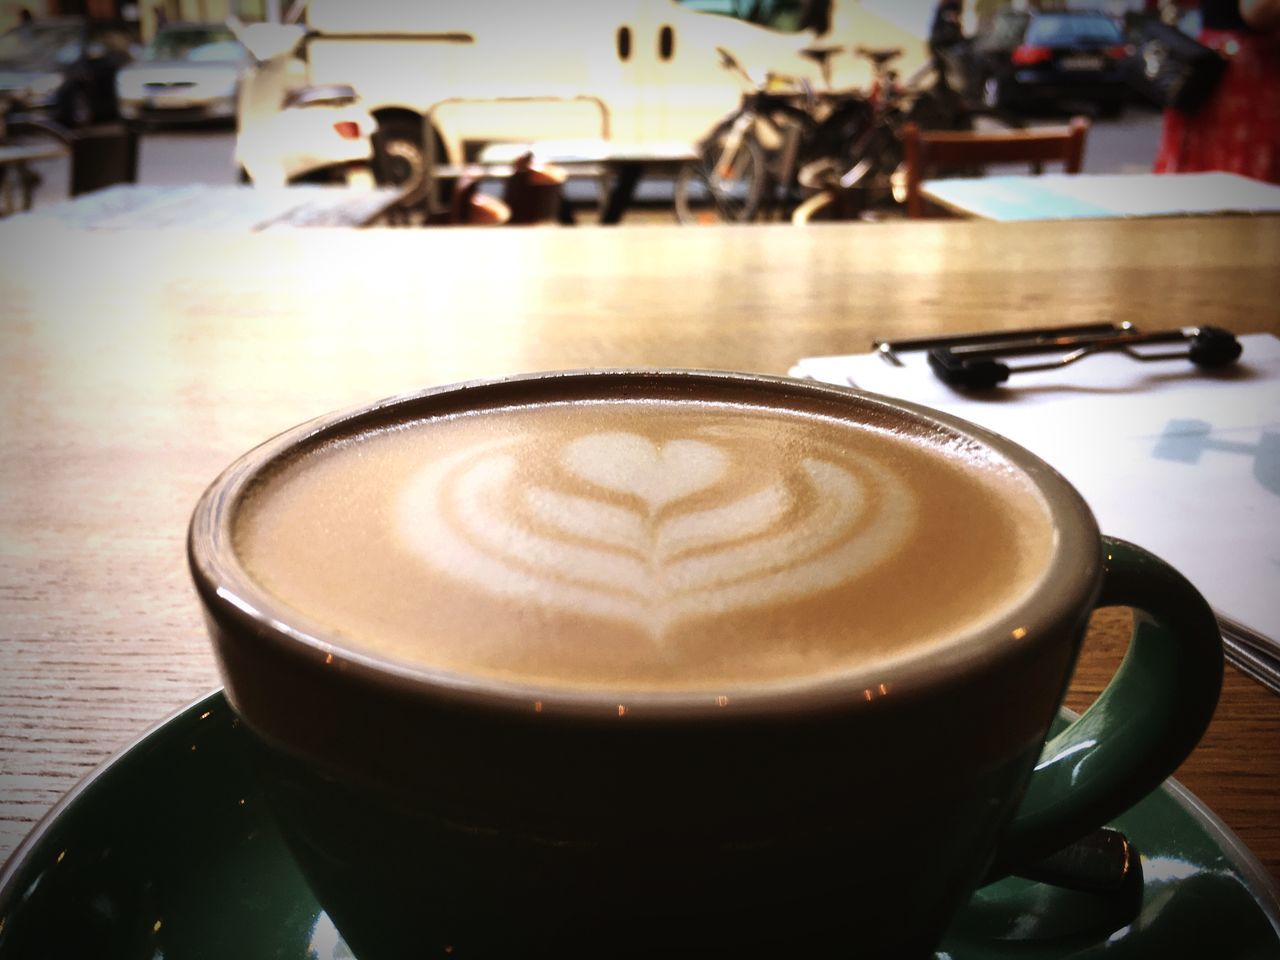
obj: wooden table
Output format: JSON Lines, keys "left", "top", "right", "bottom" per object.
{"left": 475, "top": 139, "right": 700, "bottom": 224}
{"left": 921, "top": 171, "right": 1280, "bottom": 222}
{"left": 12, "top": 182, "right": 408, "bottom": 231}
{"left": 0, "top": 216, "right": 1277, "bottom": 882}
{"left": 0, "top": 141, "right": 69, "bottom": 169}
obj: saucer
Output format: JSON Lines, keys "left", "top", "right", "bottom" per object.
{"left": 1, "top": 691, "right": 1277, "bottom": 959}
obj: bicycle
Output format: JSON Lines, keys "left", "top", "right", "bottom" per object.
{"left": 792, "top": 46, "right": 966, "bottom": 218}
{"left": 792, "top": 47, "right": 1020, "bottom": 223}
{"left": 673, "top": 46, "right": 870, "bottom": 225}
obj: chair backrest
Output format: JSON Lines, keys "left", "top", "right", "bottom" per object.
{"left": 439, "top": 174, "right": 510, "bottom": 226}
{"left": 2, "top": 116, "right": 75, "bottom": 203}
{"left": 501, "top": 152, "right": 566, "bottom": 226}
{"left": 902, "top": 117, "right": 1089, "bottom": 218}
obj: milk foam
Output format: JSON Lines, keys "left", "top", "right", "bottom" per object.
{"left": 233, "top": 398, "right": 1054, "bottom": 691}
{"left": 397, "top": 430, "right": 913, "bottom": 639}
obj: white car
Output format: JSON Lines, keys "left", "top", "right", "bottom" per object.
{"left": 116, "top": 22, "right": 248, "bottom": 125}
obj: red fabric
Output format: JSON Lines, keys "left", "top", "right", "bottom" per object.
{"left": 1153, "top": 28, "right": 1280, "bottom": 184}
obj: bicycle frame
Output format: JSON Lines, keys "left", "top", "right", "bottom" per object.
{"left": 676, "top": 46, "right": 949, "bottom": 225}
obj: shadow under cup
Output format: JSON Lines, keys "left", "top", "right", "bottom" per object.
{"left": 187, "top": 371, "right": 1223, "bottom": 960}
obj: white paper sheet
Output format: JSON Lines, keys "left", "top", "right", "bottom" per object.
{"left": 792, "top": 334, "right": 1280, "bottom": 663}
{"left": 922, "top": 172, "right": 1280, "bottom": 221}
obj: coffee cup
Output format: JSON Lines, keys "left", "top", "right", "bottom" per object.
{"left": 188, "top": 370, "right": 1222, "bottom": 959}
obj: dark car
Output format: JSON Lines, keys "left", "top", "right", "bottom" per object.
{"left": 0, "top": 17, "right": 138, "bottom": 127}
{"left": 956, "top": 9, "right": 1131, "bottom": 116}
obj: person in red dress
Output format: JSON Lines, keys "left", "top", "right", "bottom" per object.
{"left": 1153, "top": 0, "right": 1280, "bottom": 183}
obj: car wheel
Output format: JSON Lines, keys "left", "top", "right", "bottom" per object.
{"left": 981, "top": 75, "right": 1004, "bottom": 111}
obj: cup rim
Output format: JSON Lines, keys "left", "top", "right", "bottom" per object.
{"left": 189, "top": 368, "right": 1102, "bottom": 720}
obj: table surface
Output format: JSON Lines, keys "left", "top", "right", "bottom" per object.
{"left": 920, "top": 171, "right": 1280, "bottom": 222}
{"left": 477, "top": 138, "right": 700, "bottom": 165}
{"left": 0, "top": 142, "right": 68, "bottom": 166}
{"left": 13, "top": 182, "right": 406, "bottom": 231}
{"left": 1, "top": 215, "right": 1277, "bottom": 881}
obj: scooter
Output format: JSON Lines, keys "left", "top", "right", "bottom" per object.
{"left": 228, "top": 18, "right": 376, "bottom": 188}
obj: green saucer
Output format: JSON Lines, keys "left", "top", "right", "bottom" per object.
{"left": 1, "top": 691, "right": 1277, "bottom": 958}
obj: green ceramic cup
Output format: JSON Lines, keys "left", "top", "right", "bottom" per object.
{"left": 188, "top": 371, "right": 1223, "bottom": 960}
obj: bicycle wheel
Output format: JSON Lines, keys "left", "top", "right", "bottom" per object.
{"left": 673, "top": 125, "right": 767, "bottom": 225}
{"left": 827, "top": 122, "right": 907, "bottom": 219}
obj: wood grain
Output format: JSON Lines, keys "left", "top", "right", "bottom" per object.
{"left": 1, "top": 216, "right": 1277, "bottom": 880}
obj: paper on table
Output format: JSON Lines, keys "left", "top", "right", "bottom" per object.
{"left": 1040, "top": 172, "right": 1280, "bottom": 218}
{"left": 791, "top": 334, "right": 1280, "bottom": 682}
{"left": 923, "top": 172, "right": 1280, "bottom": 221}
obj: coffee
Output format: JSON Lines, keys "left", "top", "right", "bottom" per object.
{"left": 232, "top": 394, "right": 1054, "bottom": 692}
{"left": 195, "top": 374, "right": 1224, "bottom": 960}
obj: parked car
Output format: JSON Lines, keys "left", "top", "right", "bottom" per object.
{"left": 0, "top": 16, "right": 138, "bottom": 127}
{"left": 954, "top": 9, "right": 1131, "bottom": 117}
{"left": 116, "top": 22, "right": 249, "bottom": 126}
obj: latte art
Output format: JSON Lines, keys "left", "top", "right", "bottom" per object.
{"left": 398, "top": 430, "right": 912, "bottom": 639}
{"left": 233, "top": 396, "right": 1054, "bottom": 691}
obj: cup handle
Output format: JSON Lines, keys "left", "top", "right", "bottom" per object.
{"left": 984, "top": 537, "right": 1223, "bottom": 882}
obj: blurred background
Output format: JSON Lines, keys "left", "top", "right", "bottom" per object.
{"left": 0, "top": 0, "right": 1243, "bottom": 224}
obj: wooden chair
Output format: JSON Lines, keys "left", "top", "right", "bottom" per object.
{"left": 0, "top": 118, "right": 136, "bottom": 214}
{"left": 424, "top": 153, "right": 565, "bottom": 227}
{"left": 501, "top": 152, "right": 567, "bottom": 225}
{"left": 902, "top": 116, "right": 1089, "bottom": 218}
{"left": 437, "top": 174, "right": 510, "bottom": 226}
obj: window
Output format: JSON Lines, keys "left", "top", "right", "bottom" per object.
{"left": 674, "top": 0, "right": 817, "bottom": 34}
{"left": 752, "top": 0, "right": 814, "bottom": 32}
{"left": 1025, "top": 15, "right": 1123, "bottom": 46}
{"left": 144, "top": 26, "right": 244, "bottom": 62}
{"left": 236, "top": 0, "right": 268, "bottom": 21}
{"left": 978, "top": 12, "right": 1029, "bottom": 51}
{"left": 676, "top": 0, "right": 748, "bottom": 16}
{"left": 93, "top": 26, "right": 138, "bottom": 55}
{"left": 0, "top": 23, "right": 83, "bottom": 65}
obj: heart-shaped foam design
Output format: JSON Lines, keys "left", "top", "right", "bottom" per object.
{"left": 561, "top": 432, "right": 728, "bottom": 510}
{"left": 398, "top": 429, "right": 913, "bottom": 640}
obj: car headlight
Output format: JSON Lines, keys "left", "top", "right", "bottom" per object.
{"left": 27, "top": 72, "right": 63, "bottom": 100}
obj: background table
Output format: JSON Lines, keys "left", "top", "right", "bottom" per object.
{"left": 475, "top": 138, "right": 700, "bottom": 224}
{"left": 12, "top": 182, "right": 407, "bottom": 231}
{"left": 1, "top": 215, "right": 1277, "bottom": 880}
{"left": 0, "top": 141, "right": 69, "bottom": 176}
